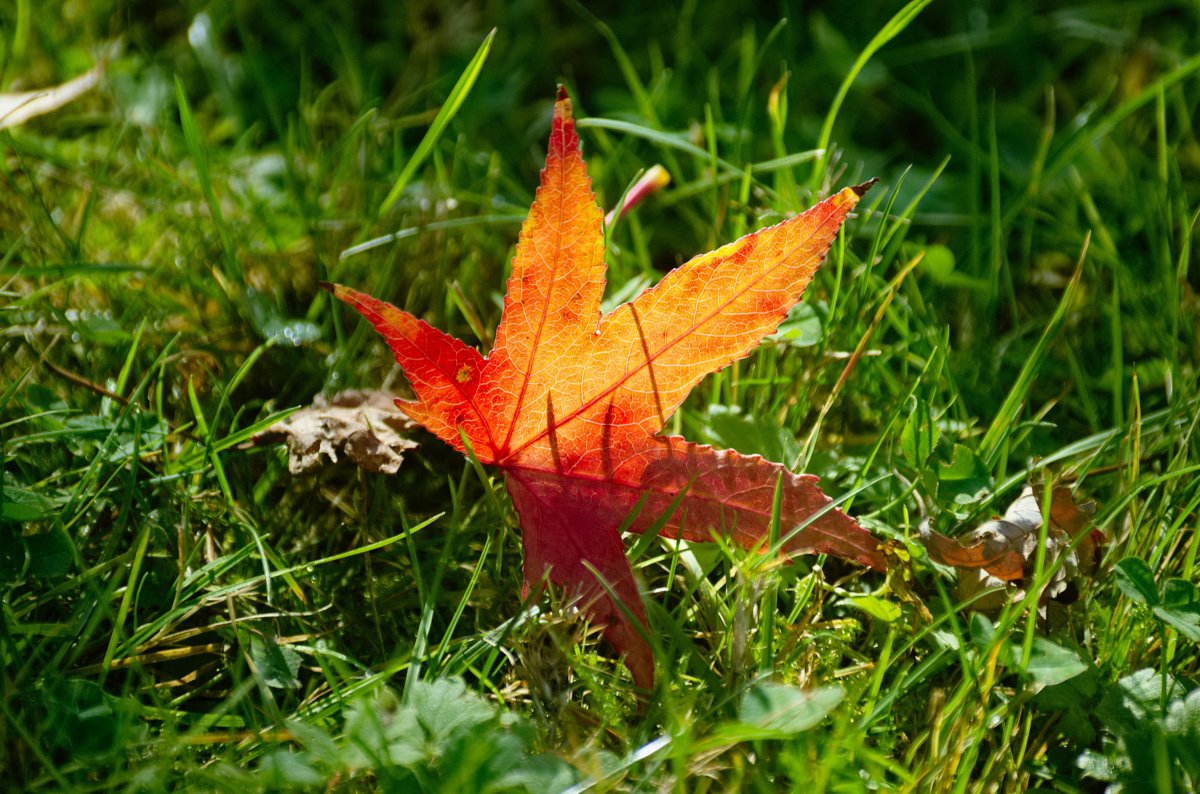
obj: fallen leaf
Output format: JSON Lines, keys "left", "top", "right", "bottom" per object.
{"left": 922, "top": 485, "right": 1100, "bottom": 612}
{"left": 325, "top": 87, "right": 883, "bottom": 688}
{"left": 254, "top": 389, "right": 418, "bottom": 474}
{"left": 0, "top": 63, "right": 104, "bottom": 130}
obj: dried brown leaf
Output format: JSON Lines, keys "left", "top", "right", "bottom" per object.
{"left": 254, "top": 389, "right": 419, "bottom": 474}
{"left": 922, "top": 485, "right": 1100, "bottom": 612}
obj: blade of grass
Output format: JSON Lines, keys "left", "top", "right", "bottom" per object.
{"left": 978, "top": 234, "right": 1088, "bottom": 468}
{"left": 175, "top": 76, "right": 240, "bottom": 286}
{"left": 801, "top": 252, "right": 923, "bottom": 468}
{"left": 378, "top": 29, "right": 495, "bottom": 216}
{"left": 808, "top": 0, "right": 933, "bottom": 192}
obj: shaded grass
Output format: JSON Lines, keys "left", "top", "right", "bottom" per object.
{"left": 2, "top": 1, "right": 1199, "bottom": 791}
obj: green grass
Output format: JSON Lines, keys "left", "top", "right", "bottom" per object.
{"left": 2, "top": 1, "right": 1199, "bottom": 791}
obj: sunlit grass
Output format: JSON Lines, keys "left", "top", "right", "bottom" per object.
{"left": 2, "top": 2, "right": 1198, "bottom": 791}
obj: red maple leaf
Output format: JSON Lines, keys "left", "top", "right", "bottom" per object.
{"left": 325, "top": 87, "right": 885, "bottom": 689}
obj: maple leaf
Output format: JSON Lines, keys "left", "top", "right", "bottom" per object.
{"left": 324, "top": 87, "right": 884, "bottom": 689}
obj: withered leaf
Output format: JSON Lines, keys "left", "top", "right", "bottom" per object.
{"left": 922, "top": 485, "right": 1100, "bottom": 612}
{"left": 0, "top": 62, "right": 104, "bottom": 130}
{"left": 255, "top": 389, "right": 418, "bottom": 474}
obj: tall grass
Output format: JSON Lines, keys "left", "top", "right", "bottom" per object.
{"left": 2, "top": 1, "right": 1198, "bottom": 791}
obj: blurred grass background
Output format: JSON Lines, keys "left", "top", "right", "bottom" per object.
{"left": 2, "top": 1, "right": 1198, "bottom": 791}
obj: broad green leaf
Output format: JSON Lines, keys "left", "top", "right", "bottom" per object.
{"left": 1153, "top": 578, "right": 1200, "bottom": 641}
{"left": 900, "top": 397, "right": 940, "bottom": 467}
{"left": 0, "top": 525, "right": 25, "bottom": 582}
{"left": 840, "top": 595, "right": 902, "bottom": 623}
{"left": 284, "top": 719, "right": 342, "bottom": 768}
{"left": 1166, "top": 690, "right": 1200, "bottom": 780}
{"left": 1033, "top": 666, "right": 1100, "bottom": 745}
{"left": 702, "top": 405, "right": 801, "bottom": 464}
{"left": 1097, "top": 668, "right": 1185, "bottom": 735}
{"left": 1022, "top": 638, "right": 1087, "bottom": 687}
{"left": 937, "top": 444, "right": 990, "bottom": 506}
{"left": 1, "top": 484, "right": 57, "bottom": 522}
{"left": 342, "top": 689, "right": 423, "bottom": 769}
{"left": 770, "top": 302, "right": 823, "bottom": 348}
{"left": 1077, "top": 750, "right": 1119, "bottom": 783}
{"left": 38, "top": 678, "right": 144, "bottom": 758}
{"left": 26, "top": 529, "right": 73, "bottom": 579}
{"left": 248, "top": 633, "right": 301, "bottom": 689}
{"left": 1115, "top": 557, "right": 1160, "bottom": 606}
{"left": 339, "top": 680, "right": 577, "bottom": 787}
{"left": 1153, "top": 605, "right": 1200, "bottom": 642}
{"left": 1160, "top": 577, "right": 1199, "bottom": 608}
{"left": 257, "top": 750, "right": 325, "bottom": 787}
{"left": 408, "top": 677, "right": 496, "bottom": 745}
{"left": 969, "top": 612, "right": 997, "bottom": 648}
{"left": 736, "top": 682, "right": 845, "bottom": 736}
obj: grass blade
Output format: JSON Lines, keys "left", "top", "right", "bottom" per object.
{"left": 808, "top": 0, "right": 933, "bottom": 191}
{"left": 378, "top": 29, "right": 495, "bottom": 215}
{"left": 978, "top": 234, "right": 1088, "bottom": 468}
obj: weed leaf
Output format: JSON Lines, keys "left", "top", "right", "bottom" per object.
{"left": 1023, "top": 637, "right": 1088, "bottom": 687}
{"left": 736, "top": 682, "right": 845, "bottom": 736}
{"left": 1115, "top": 557, "right": 1161, "bottom": 606}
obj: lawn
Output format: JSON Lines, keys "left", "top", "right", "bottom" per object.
{"left": 2, "top": 1, "right": 1199, "bottom": 791}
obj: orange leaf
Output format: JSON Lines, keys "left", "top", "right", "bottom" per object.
{"left": 326, "top": 86, "right": 882, "bottom": 689}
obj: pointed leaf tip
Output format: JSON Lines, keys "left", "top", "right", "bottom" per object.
{"left": 317, "top": 280, "right": 335, "bottom": 293}
{"left": 851, "top": 178, "right": 879, "bottom": 198}
{"left": 554, "top": 85, "right": 573, "bottom": 123}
